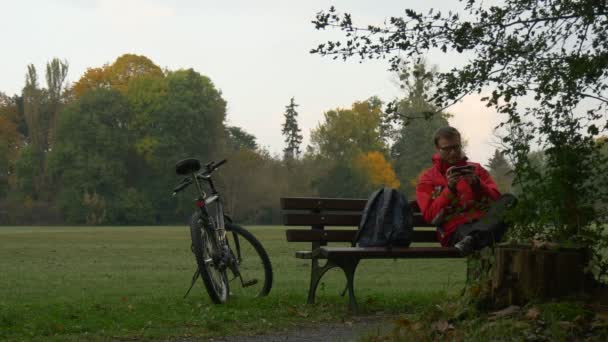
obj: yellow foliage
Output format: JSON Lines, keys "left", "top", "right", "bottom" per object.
{"left": 71, "top": 67, "right": 111, "bottom": 98}
{"left": 354, "top": 151, "right": 400, "bottom": 188}
{"left": 71, "top": 54, "right": 163, "bottom": 98}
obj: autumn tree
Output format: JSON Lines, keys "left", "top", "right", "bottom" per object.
{"left": 310, "top": 98, "right": 392, "bottom": 197}
{"left": 310, "top": 97, "right": 386, "bottom": 160}
{"left": 72, "top": 54, "right": 163, "bottom": 98}
{"left": 282, "top": 97, "right": 303, "bottom": 160}
{"left": 354, "top": 151, "right": 400, "bottom": 189}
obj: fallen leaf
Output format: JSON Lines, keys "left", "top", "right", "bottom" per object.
{"left": 525, "top": 307, "right": 541, "bottom": 320}
{"left": 287, "top": 307, "right": 309, "bottom": 318}
{"left": 411, "top": 322, "right": 423, "bottom": 331}
{"left": 431, "top": 320, "right": 453, "bottom": 333}
{"left": 573, "top": 315, "right": 586, "bottom": 325}
{"left": 394, "top": 318, "right": 411, "bottom": 327}
{"left": 558, "top": 321, "right": 575, "bottom": 330}
{"left": 489, "top": 305, "right": 520, "bottom": 320}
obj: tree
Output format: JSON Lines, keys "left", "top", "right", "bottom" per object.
{"left": 353, "top": 151, "right": 400, "bottom": 189}
{"left": 389, "top": 62, "right": 451, "bottom": 196}
{"left": 19, "top": 59, "right": 69, "bottom": 199}
{"left": 226, "top": 126, "right": 258, "bottom": 151}
{"left": 486, "top": 149, "right": 514, "bottom": 193}
{"left": 47, "top": 89, "right": 132, "bottom": 224}
{"left": 71, "top": 54, "right": 163, "bottom": 98}
{"left": 314, "top": 162, "right": 369, "bottom": 198}
{"left": 310, "top": 97, "right": 386, "bottom": 161}
{"left": 70, "top": 67, "right": 110, "bottom": 98}
{"left": 311, "top": 1, "right": 608, "bottom": 263}
{"left": 217, "top": 148, "right": 288, "bottom": 224}
{"left": 281, "top": 97, "right": 303, "bottom": 160}
{"left": 308, "top": 98, "right": 392, "bottom": 198}
{"left": 0, "top": 93, "right": 20, "bottom": 198}
{"left": 45, "top": 59, "right": 69, "bottom": 147}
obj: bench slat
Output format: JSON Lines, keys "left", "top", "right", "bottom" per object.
{"left": 280, "top": 197, "right": 421, "bottom": 212}
{"left": 281, "top": 197, "right": 366, "bottom": 211}
{"left": 316, "top": 246, "right": 461, "bottom": 259}
{"left": 286, "top": 229, "right": 437, "bottom": 243}
{"left": 283, "top": 213, "right": 429, "bottom": 227}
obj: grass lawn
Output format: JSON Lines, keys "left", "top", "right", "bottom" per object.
{"left": 0, "top": 225, "right": 466, "bottom": 341}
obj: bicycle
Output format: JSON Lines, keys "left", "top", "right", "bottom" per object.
{"left": 173, "top": 158, "right": 273, "bottom": 303}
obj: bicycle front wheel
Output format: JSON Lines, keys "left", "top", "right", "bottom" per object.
{"left": 190, "top": 212, "right": 228, "bottom": 304}
{"left": 225, "top": 223, "right": 273, "bottom": 299}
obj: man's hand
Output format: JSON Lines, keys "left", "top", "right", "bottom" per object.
{"left": 463, "top": 173, "right": 481, "bottom": 191}
{"left": 447, "top": 171, "right": 460, "bottom": 193}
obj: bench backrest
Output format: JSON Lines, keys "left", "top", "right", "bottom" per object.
{"left": 280, "top": 197, "right": 437, "bottom": 244}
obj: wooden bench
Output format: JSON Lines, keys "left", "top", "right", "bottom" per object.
{"left": 281, "top": 197, "right": 463, "bottom": 310}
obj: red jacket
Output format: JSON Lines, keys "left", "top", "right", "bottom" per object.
{"left": 415, "top": 154, "right": 501, "bottom": 246}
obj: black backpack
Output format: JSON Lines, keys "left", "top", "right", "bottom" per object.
{"left": 353, "top": 188, "right": 414, "bottom": 247}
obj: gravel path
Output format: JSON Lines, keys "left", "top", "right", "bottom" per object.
{"left": 206, "top": 316, "right": 394, "bottom": 342}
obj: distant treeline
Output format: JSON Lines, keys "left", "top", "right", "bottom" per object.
{"left": 0, "top": 55, "right": 513, "bottom": 225}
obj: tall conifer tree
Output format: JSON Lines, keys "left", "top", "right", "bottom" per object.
{"left": 485, "top": 149, "right": 514, "bottom": 193}
{"left": 282, "top": 97, "right": 303, "bottom": 160}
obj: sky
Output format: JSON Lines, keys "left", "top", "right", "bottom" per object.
{"left": 0, "top": 0, "right": 503, "bottom": 166}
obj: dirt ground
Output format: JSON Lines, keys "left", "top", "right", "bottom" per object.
{"left": 176, "top": 315, "right": 394, "bottom": 342}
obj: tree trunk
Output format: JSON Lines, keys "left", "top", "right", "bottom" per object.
{"left": 492, "top": 245, "right": 589, "bottom": 306}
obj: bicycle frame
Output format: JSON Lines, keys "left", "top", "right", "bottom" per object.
{"left": 192, "top": 174, "right": 227, "bottom": 245}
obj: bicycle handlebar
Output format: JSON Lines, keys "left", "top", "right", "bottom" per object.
{"left": 198, "top": 159, "right": 227, "bottom": 178}
{"left": 214, "top": 159, "right": 227, "bottom": 170}
{"left": 172, "top": 177, "right": 192, "bottom": 196}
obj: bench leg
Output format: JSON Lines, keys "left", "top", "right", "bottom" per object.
{"left": 332, "top": 256, "right": 360, "bottom": 312}
{"left": 307, "top": 258, "right": 337, "bottom": 304}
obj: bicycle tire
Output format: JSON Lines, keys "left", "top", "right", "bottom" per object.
{"left": 190, "top": 212, "right": 229, "bottom": 304}
{"left": 225, "top": 223, "right": 273, "bottom": 298}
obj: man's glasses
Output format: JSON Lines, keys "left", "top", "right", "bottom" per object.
{"left": 438, "top": 144, "right": 462, "bottom": 153}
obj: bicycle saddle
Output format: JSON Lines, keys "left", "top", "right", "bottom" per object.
{"left": 175, "top": 158, "right": 201, "bottom": 175}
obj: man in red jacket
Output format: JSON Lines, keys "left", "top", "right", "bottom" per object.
{"left": 415, "top": 126, "right": 516, "bottom": 255}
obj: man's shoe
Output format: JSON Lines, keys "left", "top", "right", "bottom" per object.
{"left": 454, "top": 235, "right": 475, "bottom": 256}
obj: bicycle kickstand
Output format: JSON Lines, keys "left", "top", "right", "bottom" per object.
{"left": 183, "top": 268, "right": 201, "bottom": 298}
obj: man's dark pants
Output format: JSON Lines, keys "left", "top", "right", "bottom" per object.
{"left": 449, "top": 194, "right": 517, "bottom": 249}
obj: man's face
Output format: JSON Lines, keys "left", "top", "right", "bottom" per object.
{"left": 435, "top": 136, "right": 463, "bottom": 165}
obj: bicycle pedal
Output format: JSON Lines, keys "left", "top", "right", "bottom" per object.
{"left": 242, "top": 279, "right": 258, "bottom": 287}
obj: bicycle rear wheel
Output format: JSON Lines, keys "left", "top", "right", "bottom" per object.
{"left": 225, "top": 223, "right": 273, "bottom": 299}
{"left": 190, "top": 212, "right": 228, "bottom": 304}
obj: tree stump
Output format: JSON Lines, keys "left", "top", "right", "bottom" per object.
{"left": 492, "top": 245, "right": 589, "bottom": 306}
